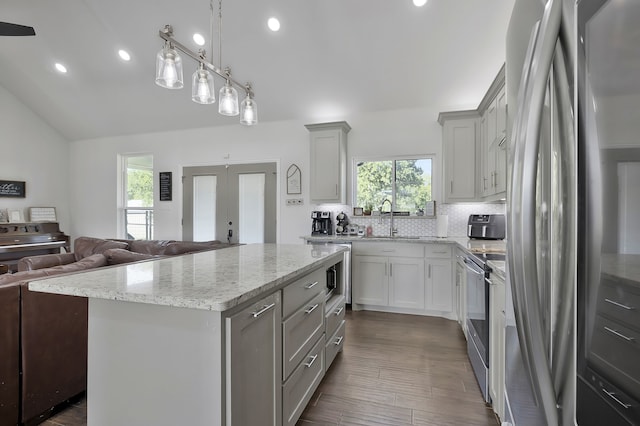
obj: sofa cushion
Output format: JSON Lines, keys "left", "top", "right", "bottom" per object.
{"left": 163, "top": 241, "right": 236, "bottom": 255}
{"left": 104, "top": 248, "right": 162, "bottom": 265}
{"left": 127, "top": 240, "right": 174, "bottom": 255}
{"left": 0, "top": 270, "right": 51, "bottom": 286}
{"left": 74, "top": 237, "right": 128, "bottom": 261}
{"left": 18, "top": 253, "right": 77, "bottom": 272}
{"left": 48, "top": 253, "right": 108, "bottom": 272}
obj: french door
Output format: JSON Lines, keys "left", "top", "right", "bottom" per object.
{"left": 182, "top": 163, "right": 277, "bottom": 244}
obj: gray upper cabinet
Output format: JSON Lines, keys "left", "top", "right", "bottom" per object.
{"left": 439, "top": 111, "right": 480, "bottom": 203}
{"left": 439, "top": 64, "right": 507, "bottom": 203}
{"left": 306, "top": 121, "right": 351, "bottom": 204}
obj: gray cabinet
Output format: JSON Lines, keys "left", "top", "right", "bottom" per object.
{"left": 226, "top": 292, "right": 282, "bottom": 426}
{"left": 480, "top": 68, "right": 507, "bottom": 199}
{"left": 306, "top": 121, "right": 351, "bottom": 204}
{"left": 439, "top": 112, "right": 479, "bottom": 203}
{"left": 324, "top": 295, "right": 346, "bottom": 372}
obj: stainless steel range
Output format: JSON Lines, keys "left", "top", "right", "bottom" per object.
{"left": 465, "top": 250, "right": 506, "bottom": 403}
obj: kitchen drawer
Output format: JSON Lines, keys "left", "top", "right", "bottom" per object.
{"left": 325, "top": 320, "right": 345, "bottom": 372}
{"left": 283, "top": 267, "right": 325, "bottom": 319}
{"left": 589, "top": 315, "right": 640, "bottom": 400}
{"left": 283, "top": 336, "right": 325, "bottom": 426}
{"left": 597, "top": 280, "right": 640, "bottom": 330}
{"left": 353, "top": 242, "right": 423, "bottom": 258}
{"left": 283, "top": 292, "right": 325, "bottom": 380}
{"left": 325, "top": 296, "right": 346, "bottom": 337}
{"left": 424, "top": 244, "right": 452, "bottom": 259}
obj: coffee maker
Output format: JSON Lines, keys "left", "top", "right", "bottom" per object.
{"left": 311, "top": 211, "right": 332, "bottom": 235}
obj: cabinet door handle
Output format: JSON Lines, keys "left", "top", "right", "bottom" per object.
{"left": 334, "top": 306, "right": 344, "bottom": 316}
{"left": 433, "top": 251, "right": 448, "bottom": 254}
{"left": 604, "top": 326, "right": 635, "bottom": 342}
{"left": 304, "top": 281, "right": 319, "bottom": 289}
{"left": 602, "top": 388, "right": 632, "bottom": 409}
{"left": 450, "top": 180, "right": 453, "bottom": 194}
{"left": 605, "top": 298, "right": 634, "bottom": 310}
{"left": 251, "top": 303, "right": 276, "bottom": 318}
{"left": 487, "top": 278, "right": 495, "bottom": 286}
{"left": 483, "top": 177, "right": 488, "bottom": 191}
{"left": 333, "top": 336, "right": 344, "bottom": 346}
{"left": 385, "top": 263, "right": 387, "bottom": 276}
{"left": 304, "top": 303, "right": 319, "bottom": 315}
{"left": 335, "top": 184, "right": 338, "bottom": 196}
{"left": 390, "top": 263, "right": 393, "bottom": 277}
{"left": 304, "top": 354, "right": 319, "bottom": 368}
{"left": 428, "top": 264, "right": 432, "bottom": 278}
{"left": 382, "top": 249, "right": 395, "bottom": 253}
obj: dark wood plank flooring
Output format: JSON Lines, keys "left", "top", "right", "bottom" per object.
{"left": 44, "top": 309, "right": 497, "bottom": 426}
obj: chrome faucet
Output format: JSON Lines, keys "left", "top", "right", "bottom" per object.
{"left": 379, "top": 199, "right": 397, "bottom": 237}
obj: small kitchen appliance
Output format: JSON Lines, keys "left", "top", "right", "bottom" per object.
{"left": 311, "top": 211, "right": 333, "bottom": 235}
{"left": 467, "top": 214, "right": 505, "bottom": 240}
{"left": 335, "top": 211, "right": 349, "bottom": 235}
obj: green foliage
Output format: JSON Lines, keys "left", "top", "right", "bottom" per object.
{"left": 356, "top": 159, "right": 431, "bottom": 213}
{"left": 127, "top": 169, "right": 153, "bottom": 207}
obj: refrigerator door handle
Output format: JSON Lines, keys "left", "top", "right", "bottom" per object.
{"left": 507, "top": 0, "right": 564, "bottom": 424}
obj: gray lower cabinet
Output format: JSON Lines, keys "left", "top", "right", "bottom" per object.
{"left": 325, "top": 295, "right": 346, "bottom": 372}
{"left": 283, "top": 291, "right": 325, "bottom": 379}
{"left": 226, "top": 291, "right": 282, "bottom": 426}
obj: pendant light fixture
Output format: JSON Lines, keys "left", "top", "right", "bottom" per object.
{"left": 191, "top": 51, "right": 215, "bottom": 104}
{"left": 155, "top": 31, "right": 184, "bottom": 89}
{"left": 240, "top": 84, "right": 258, "bottom": 125}
{"left": 154, "top": 0, "right": 257, "bottom": 124}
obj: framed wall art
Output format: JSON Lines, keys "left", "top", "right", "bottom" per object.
{"left": 286, "top": 164, "right": 301, "bottom": 195}
{"left": 0, "top": 209, "right": 8, "bottom": 223}
{"left": 0, "top": 180, "right": 26, "bottom": 198}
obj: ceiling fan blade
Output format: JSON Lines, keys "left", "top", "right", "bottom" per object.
{"left": 0, "top": 22, "right": 36, "bottom": 36}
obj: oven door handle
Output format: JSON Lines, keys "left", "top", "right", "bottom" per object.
{"left": 463, "top": 259, "right": 484, "bottom": 276}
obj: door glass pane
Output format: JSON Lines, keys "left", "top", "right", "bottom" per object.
{"left": 193, "top": 175, "right": 216, "bottom": 241}
{"left": 124, "top": 154, "right": 153, "bottom": 240}
{"left": 238, "top": 173, "right": 265, "bottom": 244}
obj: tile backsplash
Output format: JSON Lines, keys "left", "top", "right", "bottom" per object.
{"left": 320, "top": 203, "right": 506, "bottom": 237}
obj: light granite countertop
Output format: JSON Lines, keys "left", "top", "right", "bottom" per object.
{"left": 303, "top": 235, "right": 506, "bottom": 255}
{"left": 28, "top": 244, "right": 346, "bottom": 312}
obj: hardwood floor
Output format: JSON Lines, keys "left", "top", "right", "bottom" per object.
{"left": 44, "top": 309, "right": 497, "bottom": 426}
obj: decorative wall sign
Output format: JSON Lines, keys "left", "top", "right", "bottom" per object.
{"left": 286, "top": 164, "right": 301, "bottom": 194}
{"left": 159, "top": 172, "right": 172, "bottom": 201}
{"left": 0, "top": 180, "right": 26, "bottom": 198}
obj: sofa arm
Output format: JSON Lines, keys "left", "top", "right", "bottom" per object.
{"left": 17, "top": 253, "right": 77, "bottom": 272}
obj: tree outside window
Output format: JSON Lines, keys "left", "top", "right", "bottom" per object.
{"left": 355, "top": 158, "right": 432, "bottom": 214}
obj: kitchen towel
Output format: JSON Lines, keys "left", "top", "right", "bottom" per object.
{"left": 436, "top": 215, "right": 448, "bottom": 238}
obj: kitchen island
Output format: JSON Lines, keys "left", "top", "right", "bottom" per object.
{"left": 28, "top": 243, "right": 347, "bottom": 426}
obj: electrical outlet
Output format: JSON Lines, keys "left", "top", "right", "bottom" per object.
{"left": 286, "top": 199, "right": 303, "bottom": 205}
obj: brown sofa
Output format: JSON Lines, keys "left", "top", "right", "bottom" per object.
{"left": 0, "top": 236, "right": 236, "bottom": 425}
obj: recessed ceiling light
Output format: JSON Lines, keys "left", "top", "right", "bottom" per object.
{"left": 54, "top": 63, "right": 67, "bottom": 73}
{"left": 118, "top": 49, "right": 131, "bottom": 61}
{"left": 193, "top": 33, "right": 206, "bottom": 46}
{"left": 413, "top": 0, "right": 427, "bottom": 6}
{"left": 267, "top": 17, "right": 280, "bottom": 32}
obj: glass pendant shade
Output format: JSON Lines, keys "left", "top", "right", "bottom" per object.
{"left": 155, "top": 44, "right": 183, "bottom": 89}
{"left": 218, "top": 81, "right": 239, "bottom": 116}
{"left": 191, "top": 65, "right": 215, "bottom": 104}
{"left": 240, "top": 94, "right": 258, "bottom": 125}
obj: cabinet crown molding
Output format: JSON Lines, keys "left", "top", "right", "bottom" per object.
{"left": 305, "top": 121, "right": 351, "bottom": 133}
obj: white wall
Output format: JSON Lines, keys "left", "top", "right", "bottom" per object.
{"left": 0, "top": 85, "right": 71, "bottom": 231}
{"left": 68, "top": 106, "right": 445, "bottom": 243}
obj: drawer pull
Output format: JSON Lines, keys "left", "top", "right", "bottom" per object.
{"left": 605, "top": 298, "right": 634, "bottom": 311}
{"left": 602, "top": 388, "right": 632, "bottom": 409}
{"left": 382, "top": 249, "right": 395, "bottom": 253}
{"left": 304, "top": 304, "right": 319, "bottom": 314}
{"left": 304, "top": 354, "right": 318, "bottom": 368}
{"left": 304, "top": 281, "right": 319, "bottom": 289}
{"left": 333, "top": 336, "right": 344, "bottom": 346}
{"left": 604, "top": 326, "right": 635, "bottom": 342}
{"left": 334, "top": 306, "right": 344, "bottom": 316}
{"left": 251, "top": 303, "right": 276, "bottom": 318}
{"left": 433, "top": 251, "right": 448, "bottom": 254}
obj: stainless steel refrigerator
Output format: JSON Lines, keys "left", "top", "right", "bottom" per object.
{"left": 505, "top": 0, "right": 640, "bottom": 425}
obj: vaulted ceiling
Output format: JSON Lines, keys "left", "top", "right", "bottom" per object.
{"left": 1, "top": 0, "right": 514, "bottom": 141}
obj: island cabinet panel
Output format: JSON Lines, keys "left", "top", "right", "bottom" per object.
{"left": 226, "top": 292, "right": 282, "bottom": 426}
{"left": 325, "top": 320, "right": 346, "bottom": 370}
{"left": 325, "top": 295, "right": 346, "bottom": 372}
{"left": 282, "top": 291, "right": 325, "bottom": 380}
{"left": 283, "top": 336, "right": 325, "bottom": 426}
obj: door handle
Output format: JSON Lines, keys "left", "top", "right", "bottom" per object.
{"left": 251, "top": 303, "right": 275, "bottom": 318}
{"left": 304, "top": 303, "right": 319, "bottom": 314}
